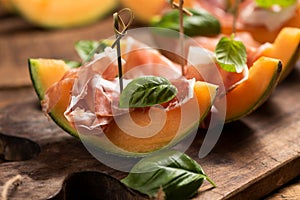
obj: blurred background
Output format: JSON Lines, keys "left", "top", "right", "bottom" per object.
{"left": 0, "top": 0, "right": 173, "bottom": 87}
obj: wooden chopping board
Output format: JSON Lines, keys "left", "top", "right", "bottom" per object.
{"left": 0, "top": 7, "right": 300, "bottom": 200}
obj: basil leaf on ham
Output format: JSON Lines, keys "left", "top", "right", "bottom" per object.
{"left": 255, "top": 0, "right": 297, "bottom": 8}
{"left": 215, "top": 34, "right": 247, "bottom": 73}
{"left": 119, "top": 76, "right": 178, "bottom": 108}
{"left": 151, "top": 8, "right": 221, "bottom": 37}
{"left": 75, "top": 40, "right": 107, "bottom": 63}
{"left": 121, "top": 150, "right": 216, "bottom": 199}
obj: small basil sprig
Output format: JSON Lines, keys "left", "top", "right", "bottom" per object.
{"left": 151, "top": 8, "right": 221, "bottom": 37}
{"left": 255, "top": 0, "right": 297, "bottom": 8}
{"left": 75, "top": 40, "right": 108, "bottom": 63}
{"left": 121, "top": 150, "right": 216, "bottom": 199}
{"left": 215, "top": 34, "right": 247, "bottom": 73}
{"left": 119, "top": 76, "right": 177, "bottom": 108}
{"left": 64, "top": 60, "right": 81, "bottom": 68}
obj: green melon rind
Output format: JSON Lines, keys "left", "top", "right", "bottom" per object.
{"left": 225, "top": 61, "right": 282, "bottom": 123}
{"left": 280, "top": 42, "right": 300, "bottom": 82}
{"left": 29, "top": 58, "right": 218, "bottom": 156}
{"left": 28, "top": 59, "right": 47, "bottom": 100}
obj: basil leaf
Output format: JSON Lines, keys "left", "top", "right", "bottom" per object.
{"left": 255, "top": 0, "right": 297, "bottom": 8}
{"left": 119, "top": 76, "right": 178, "bottom": 108}
{"left": 151, "top": 8, "right": 221, "bottom": 37}
{"left": 64, "top": 60, "right": 81, "bottom": 68}
{"left": 215, "top": 34, "right": 247, "bottom": 73}
{"left": 75, "top": 40, "right": 107, "bottom": 63}
{"left": 121, "top": 150, "right": 216, "bottom": 199}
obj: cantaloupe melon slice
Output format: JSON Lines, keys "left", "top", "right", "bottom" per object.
{"left": 11, "top": 0, "right": 117, "bottom": 28}
{"left": 29, "top": 58, "right": 218, "bottom": 155}
{"left": 29, "top": 59, "right": 78, "bottom": 137}
{"left": 224, "top": 57, "right": 282, "bottom": 122}
{"left": 259, "top": 27, "right": 300, "bottom": 81}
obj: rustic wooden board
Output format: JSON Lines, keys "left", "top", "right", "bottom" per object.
{"left": 0, "top": 6, "right": 300, "bottom": 200}
{"left": 266, "top": 178, "right": 300, "bottom": 200}
{"left": 0, "top": 8, "right": 114, "bottom": 88}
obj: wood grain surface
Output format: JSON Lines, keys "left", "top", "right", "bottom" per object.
{"left": 0, "top": 6, "right": 300, "bottom": 200}
{"left": 267, "top": 178, "right": 300, "bottom": 200}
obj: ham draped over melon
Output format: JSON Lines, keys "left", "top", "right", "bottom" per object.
{"left": 31, "top": 25, "right": 299, "bottom": 153}
{"left": 43, "top": 37, "right": 199, "bottom": 132}
{"left": 30, "top": 37, "right": 220, "bottom": 154}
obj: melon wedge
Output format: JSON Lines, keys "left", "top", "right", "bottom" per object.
{"left": 224, "top": 57, "right": 282, "bottom": 122}
{"left": 195, "top": 0, "right": 300, "bottom": 43}
{"left": 29, "top": 58, "right": 218, "bottom": 155}
{"left": 11, "top": 0, "right": 117, "bottom": 28}
{"left": 29, "top": 59, "right": 78, "bottom": 137}
{"left": 259, "top": 27, "right": 300, "bottom": 81}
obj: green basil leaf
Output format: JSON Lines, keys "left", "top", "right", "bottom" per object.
{"left": 64, "top": 60, "right": 81, "bottom": 68}
{"left": 215, "top": 34, "right": 247, "bottom": 73}
{"left": 255, "top": 0, "right": 297, "bottom": 8}
{"left": 151, "top": 8, "right": 221, "bottom": 37}
{"left": 119, "top": 76, "right": 178, "bottom": 108}
{"left": 121, "top": 150, "right": 216, "bottom": 200}
{"left": 75, "top": 40, "right": 107, "bottom": 63}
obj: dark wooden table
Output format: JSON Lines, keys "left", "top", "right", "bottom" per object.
{"left": 0, "top": 7, "right": 299, "bottom": 200}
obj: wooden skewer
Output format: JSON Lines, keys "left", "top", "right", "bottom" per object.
{"left": 169, "top": 0, "right": 193, "bottom": 76}
{"left": 112, "top": 8, "right": 134, "bottom": 93}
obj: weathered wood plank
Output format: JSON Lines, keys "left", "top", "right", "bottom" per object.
{"left": 0, "top": 14, "right": 114, "bottom": 88}
{"left": 266, "top": 178, "right": 300, "bottom": 200}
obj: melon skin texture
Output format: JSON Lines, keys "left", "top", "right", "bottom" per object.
{"left": 10, "top": 0, "right": 117, "bottom": 28}
{"left": 29, "top": 58, "right": 218, "bottom": 156}
{"left": 224, "top": 57, "right": 282, "bottom": 123}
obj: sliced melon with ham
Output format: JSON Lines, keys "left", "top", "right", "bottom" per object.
{"left": 29, "top": 59, "right": 79, "bottom": 137}
{"left": 10, "top": 0, "right": 117, "bottom": 28}
{"left": 187, "top": 27, "right": 300, "bottom": 82}
{"left": 197, "top": 0, "right": 300, "bottom": 43}
{"left": 29, "top": 58, "right": 218, "bottom": 155}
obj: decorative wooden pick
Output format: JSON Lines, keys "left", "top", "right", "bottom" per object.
{"left": 112, "top": 8, "right": 134, "bottom": 93}
{"left": 170, "top": 0, "right": 193, "bottom": 76}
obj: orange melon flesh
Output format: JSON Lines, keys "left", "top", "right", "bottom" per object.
{"left": 105, "top": 81, "right": 217, "bottom": 153}
{"left": 29, "top": 58, "right": 78, "bottom": 137}
{"left": 225, "top": 57, "right": 282, "bottom": 122}
{"left": 29, "top": 58, "right": 218, "bottom": 155}
{"left": 29, "top": 59, "right": 70, "bottom": 99}
{"left": 10, "top": 0, "right": 117, "bottom": 28}
{"left": 259, "top": 27, "right": 300, "bottom": 81}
